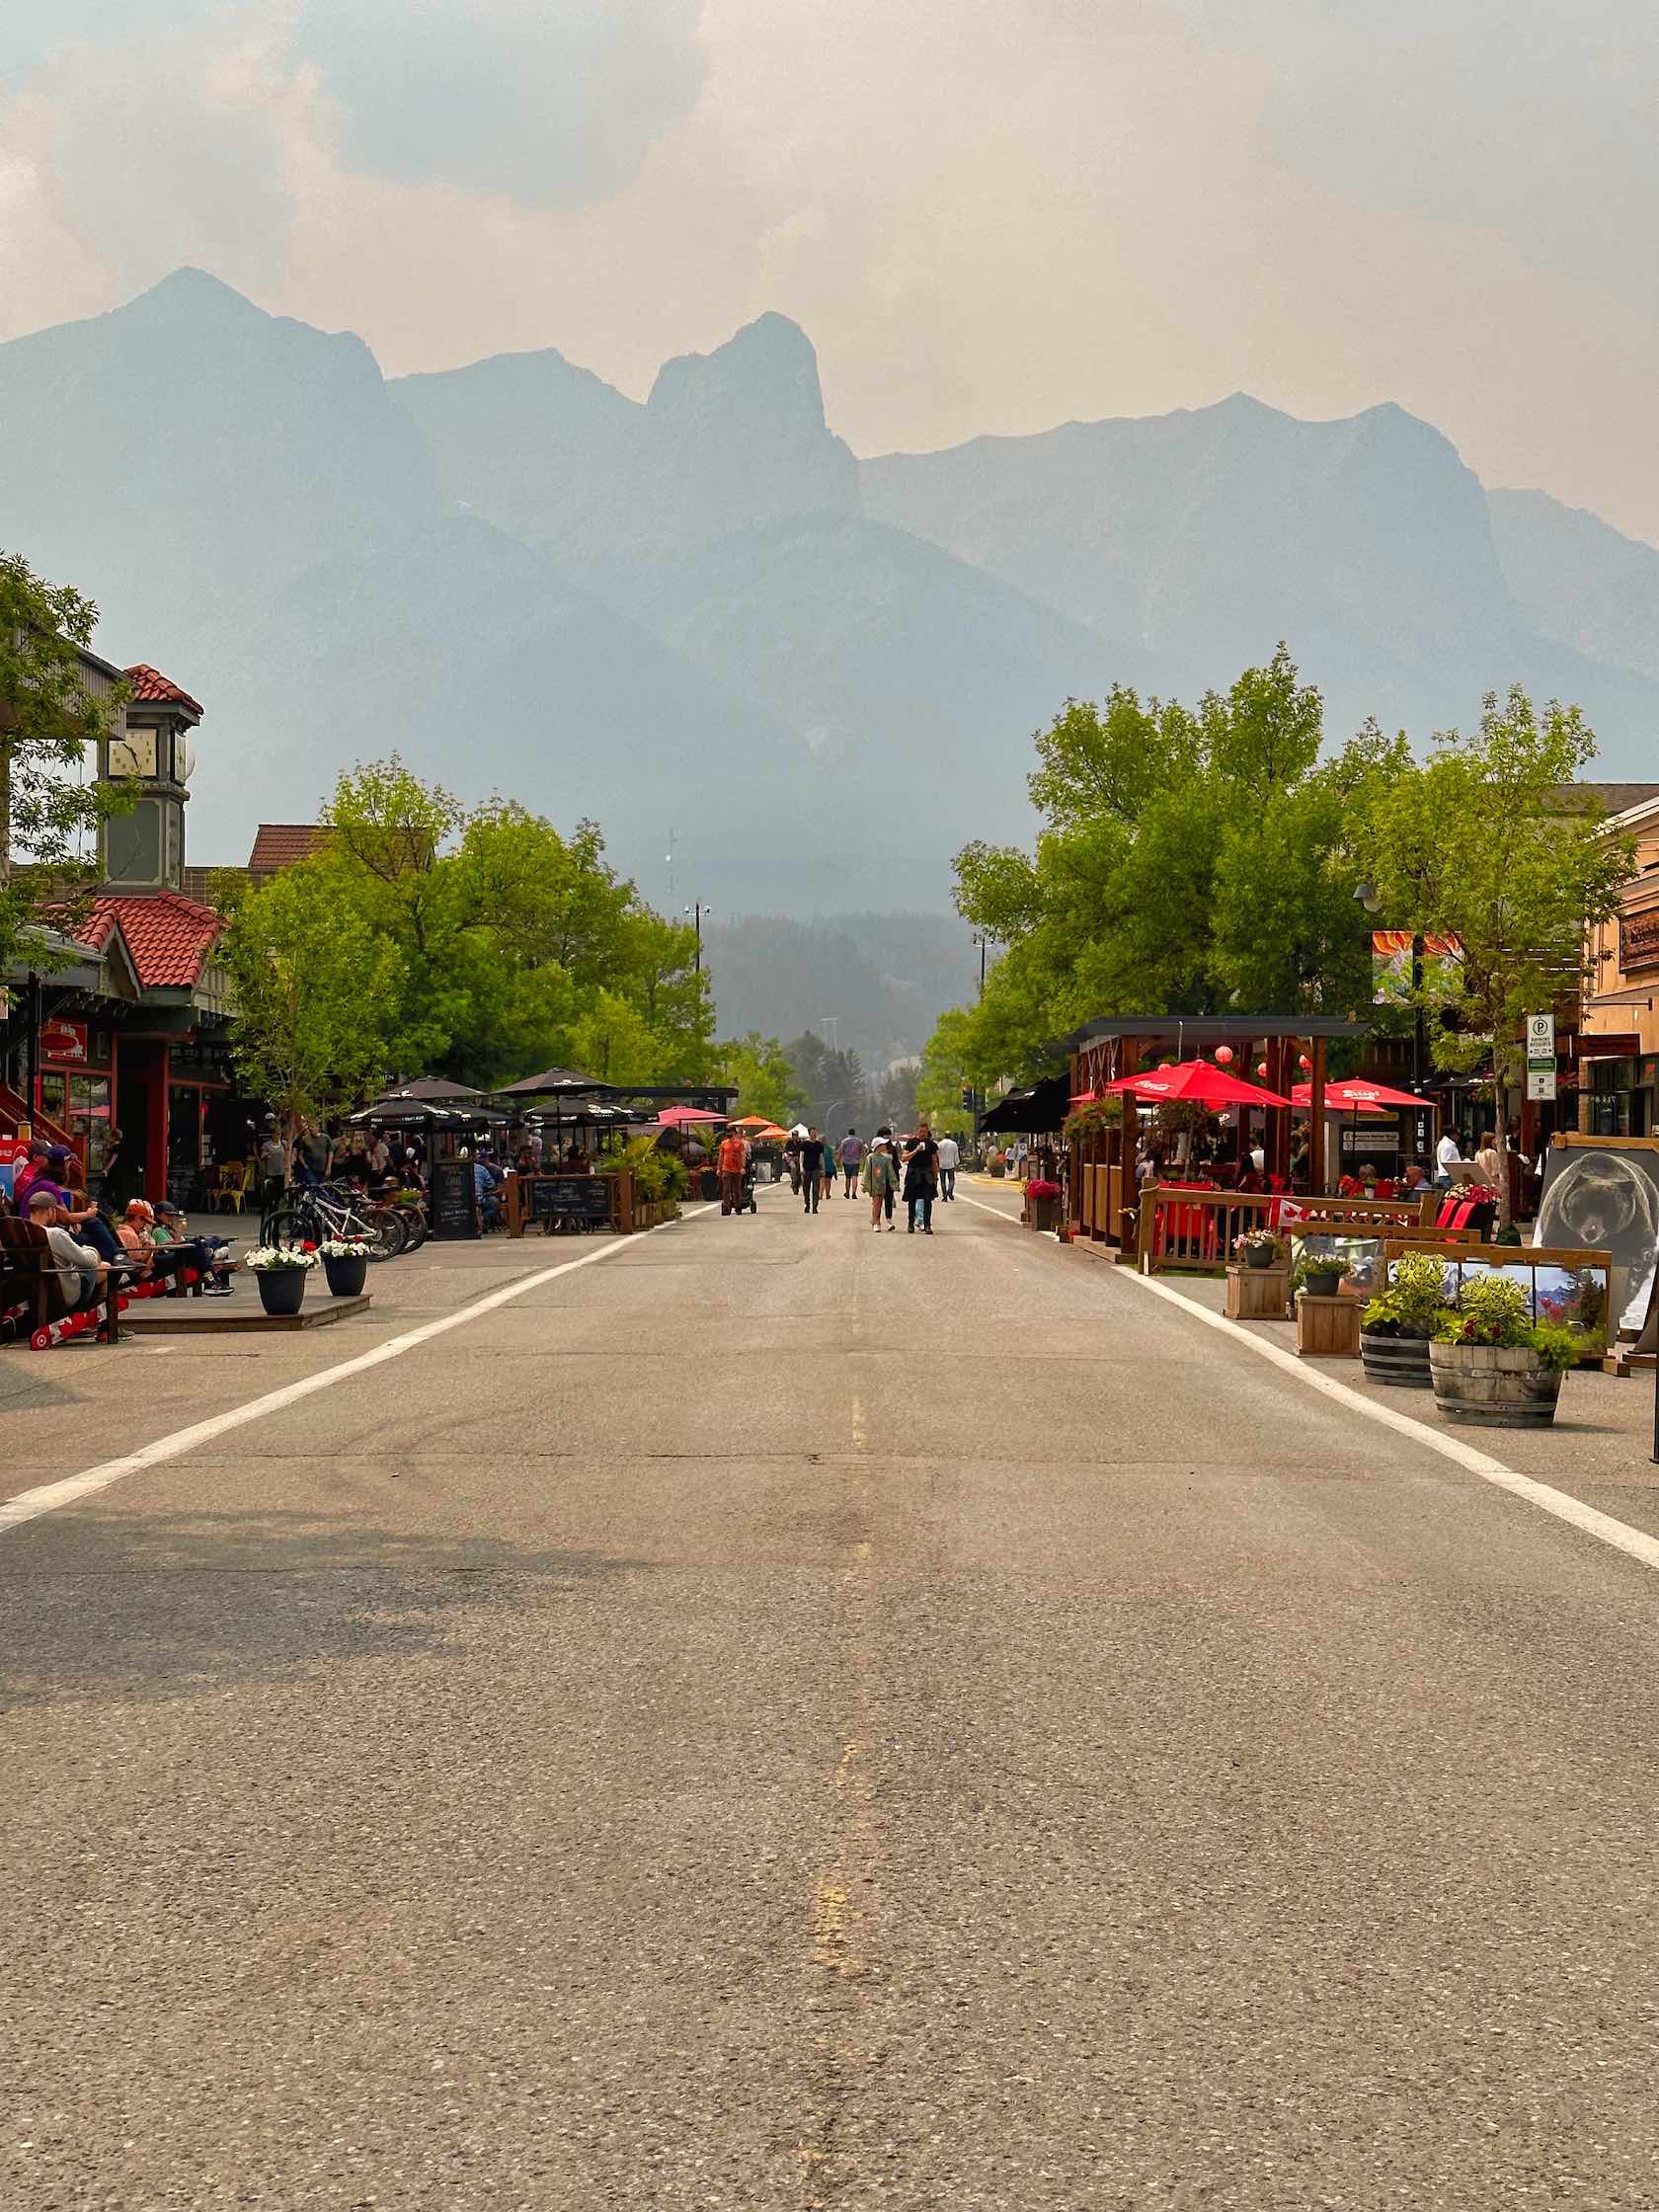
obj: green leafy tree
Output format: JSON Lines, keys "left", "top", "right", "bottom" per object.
{"left": 1366, "top": 687, "right": 1633, "bottom": 1222}
{"left": 949, "top": 648, "right": 1406, "bottom": 1086}
{"left": 786, "top": 1031, "right": 869, "bottom": 1135}
{"left": 715, "top": 1032, "right": 802, "bottom": 1125}
{"left": 566, "top": 988, "right": 660, "bottom": 1085}
{"left": 220, "top": 863, "right": 404, "bottom": 1163}
{"left": 0, "top": 552, "right": 130, "bottom": 988}
{"left": 913, "top": 1007, "right": 981, "bottom": 1132}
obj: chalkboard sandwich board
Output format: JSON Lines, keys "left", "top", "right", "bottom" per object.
{"left": 430, "top": 1155, "right": 480, "bottom": 1239}
{"left": 531, "top": 1175, "right": 612, "bottom": 1227}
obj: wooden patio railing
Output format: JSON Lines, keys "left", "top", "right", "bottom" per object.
{"left": 1137, "top": 1185, "right": 1440, "bottom": 1276}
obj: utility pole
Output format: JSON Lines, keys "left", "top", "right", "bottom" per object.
{"left": 683, "top": 902, "right": 711, "bottom": 976}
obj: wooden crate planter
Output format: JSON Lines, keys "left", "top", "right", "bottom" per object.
{"left": 1295, "top": 1293, "right": 1361, "bottom": 1359}
{"left": 1225, "top": 1264, "right": 1289, "bottom": 1320}
{"left": 1029, "top": 1196, "right": 1062, "bottom": 1232}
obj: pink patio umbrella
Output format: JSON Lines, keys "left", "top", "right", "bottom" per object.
{"left": 656, "top": 1104, "right": 727, "bottom": 1127}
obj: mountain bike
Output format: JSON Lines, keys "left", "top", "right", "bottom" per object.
{"left": 260, "top": 1178, "right": 407, "bottom": 1260}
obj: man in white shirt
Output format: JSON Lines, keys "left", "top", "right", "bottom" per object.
{"left": 936, "top": 1133, "right": 961, "bottom": 1201}
{"left": 1435, "top": 1130, "right": 1463, "bottom": 1190}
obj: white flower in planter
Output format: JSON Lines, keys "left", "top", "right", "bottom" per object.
{"left": 246, "top": 1245, "right": 320, "bottom": 1271}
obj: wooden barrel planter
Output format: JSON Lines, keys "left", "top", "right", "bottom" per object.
{"left": 1429, "top": 1342, "right": 1563, "bottom": 1427}
{"left": 1359, "top": 1330, "right": 1432, "bottom": 1387}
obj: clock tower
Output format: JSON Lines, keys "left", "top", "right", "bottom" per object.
{"left": 100, "top": 665, "right": 202, "bottom": 892}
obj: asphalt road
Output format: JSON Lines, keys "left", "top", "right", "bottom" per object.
{"left": 4, "top": 1183, "right": 1659, "bottom": 2209}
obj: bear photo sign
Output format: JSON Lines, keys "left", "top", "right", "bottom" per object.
{"left": 1535, "top": 1137, "right": 1659, "bottom": 1336}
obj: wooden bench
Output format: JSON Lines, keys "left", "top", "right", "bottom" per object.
{"left": 0, "top": 1216, "right": 121, "bottom": 1346}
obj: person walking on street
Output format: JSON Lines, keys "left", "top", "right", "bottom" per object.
{"left": 874, "top": 1128, "right": 900, "bottom": 1226}
{"left": 838, "top": 1127, "right": 865, "bottom": 1197}
{"left": 904, "top": 1121, "right": 941, "bottom": 1234}
{"left": 783, "top": 1131, "right": 803, "bottom": 1195}
{"left": 860, "top": 1138, "right": 898, "bottom": 1230}
{"left": 717, "top": 1128, "right": 749, "bottom": 1216}
{"left": 802, "top": 1126, "right": 825, "bottom": 1215}
{"left": 936, "top": 1131, "right": 960, "bottom": 1202}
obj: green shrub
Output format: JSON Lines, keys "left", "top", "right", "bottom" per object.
{"left": 1364, "top": 1250, "right": 1448, "bottom": 1336}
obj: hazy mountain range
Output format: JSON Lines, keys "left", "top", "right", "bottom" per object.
{"left": 4, "top": 268, "right": 1657, "bottom": 957}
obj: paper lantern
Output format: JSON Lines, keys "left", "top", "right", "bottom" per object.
{"left": 1255, "top": 1061, "right": 1268, "bottom": 1079}
{"left": 1299, "top": 1054, "right": 1312, "bottom": 1072}
{"left": 1215, "top": 1045, "right": 1234, "bottom": 1066}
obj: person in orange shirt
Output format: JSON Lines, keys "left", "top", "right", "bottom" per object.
{"left": 716, "top": 1130, "right": 750, "bottom": 1216}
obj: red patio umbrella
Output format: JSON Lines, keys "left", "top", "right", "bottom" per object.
{"left": 1289, "top": 1077, "right": 1426, "bottom": 1111}
{"left": 657, "top": 1104, "right": 727, "bottom": 1127}
{"left": 1100, "top": 1058, "right": 1291, "bottom": 1108}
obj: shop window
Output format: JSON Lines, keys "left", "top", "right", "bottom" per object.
{"left": 39, "top": 1071, "right": 67, "bottom": 1128}
{"left": 68, "top": 1076, "right": 113, "bottom": 1171}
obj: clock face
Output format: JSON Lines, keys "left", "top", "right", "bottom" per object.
{"left": 108, "top": 728, "right": 157, "bottom": 778}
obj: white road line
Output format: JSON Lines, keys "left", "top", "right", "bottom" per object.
{"left": 0, "top": 1206, "right": 718, "bottom": 1539}
{"left": 959, "top": 1190, "right": 1659, "bottom": 1577}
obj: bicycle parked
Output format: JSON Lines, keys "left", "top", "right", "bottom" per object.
{"left": 260, "top": 1177, "right": 409, "bottom": 1260}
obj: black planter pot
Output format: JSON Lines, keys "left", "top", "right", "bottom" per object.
{"left": 1245, "top": 1245, "right": 1275, "bottom": 1270}
{"left": 1303, "top": 1270, "right": 1343, "bottom": 1299}
{"left": 322, "top": 1252, "right": 368, "bottom": 1299}
{"left": 256, "top": 1267, "right": 308, "bottom": 1317}
{"left": 1360, "top": 1327, "right": 1432, "bottom": 1387}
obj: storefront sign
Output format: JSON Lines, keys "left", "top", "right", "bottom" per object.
{"left": 40, "top": 1016, "right": 89, "bottom": 1064}
{"left": 1526, "top": 1012, "right": 1556, "bottom": 1102}
{"left": 1620, "top": 907, "right": 1659, "bottom": 976}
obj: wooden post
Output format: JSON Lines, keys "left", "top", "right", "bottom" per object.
{"left": 1266, "top": 1040, "right": 1293, "bottom": 1187}
{"left": 1309, "top": 1035, "right": 1328, "bottom": 1196}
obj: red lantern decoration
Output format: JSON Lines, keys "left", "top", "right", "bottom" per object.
{"left": 1215, "top": 1045, "right": 1234, "bottom": 1066}
{"left": 1255, "top": 1061, "right": 1268, "bottom": 1079}
{"left": 1299, "top": 1054, "right": 1312, "bottom": 1072}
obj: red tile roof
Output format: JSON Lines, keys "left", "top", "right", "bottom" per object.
{"left": 81, "top": 890, "right": 224, "bottom": 989}
{"left": 248, "top": 823, "right": 328, "bottom": 874}
{"left": 124, "top": 665, "right": 203, "bottom": 718}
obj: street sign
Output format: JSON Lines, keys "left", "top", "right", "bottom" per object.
{"left": 1526, "top": 1012, "right": 1556, "bottom": 1101}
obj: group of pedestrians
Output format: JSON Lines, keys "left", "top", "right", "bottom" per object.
{"left": 779, "top": 1120, "right": 959, "bottom": 1235}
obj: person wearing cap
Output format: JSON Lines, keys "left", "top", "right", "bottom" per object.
{"left": 13, "top": 1141, "right": 52, "bottom": 1209}
{"left": 25, "top": 1187, "right": 104, "bottom": 1312}
{"left": 152, "top": 1199, "right": 234, "bottom": 1294}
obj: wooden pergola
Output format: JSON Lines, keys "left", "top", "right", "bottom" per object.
{"left": 1063, "top": 1015, "right": 1373, "bottom": 1231}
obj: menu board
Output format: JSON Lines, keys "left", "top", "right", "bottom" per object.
{"left": 531, "top": 1175, "right": 611, "bottom": 1225}
{"left": 429, "top": 1156, "right": 480, "bottom": 1240}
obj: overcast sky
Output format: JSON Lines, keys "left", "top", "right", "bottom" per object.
{"left": 3, "top": 0, "right": 1655, "bottom": 540}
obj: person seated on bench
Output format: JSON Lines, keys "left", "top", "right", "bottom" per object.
{"left": 153, "top": 1200, "right": 233, "bottom": 1294}
{"left": 24, "top": 1188, "right": 105, "bottom": 1313}
{"left": 118, "top": 1199, "right": 203, "bottom": 1292}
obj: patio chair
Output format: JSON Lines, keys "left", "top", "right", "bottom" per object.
{"left": 213, "top": 1160, "right": 249, "bottom": 1213}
